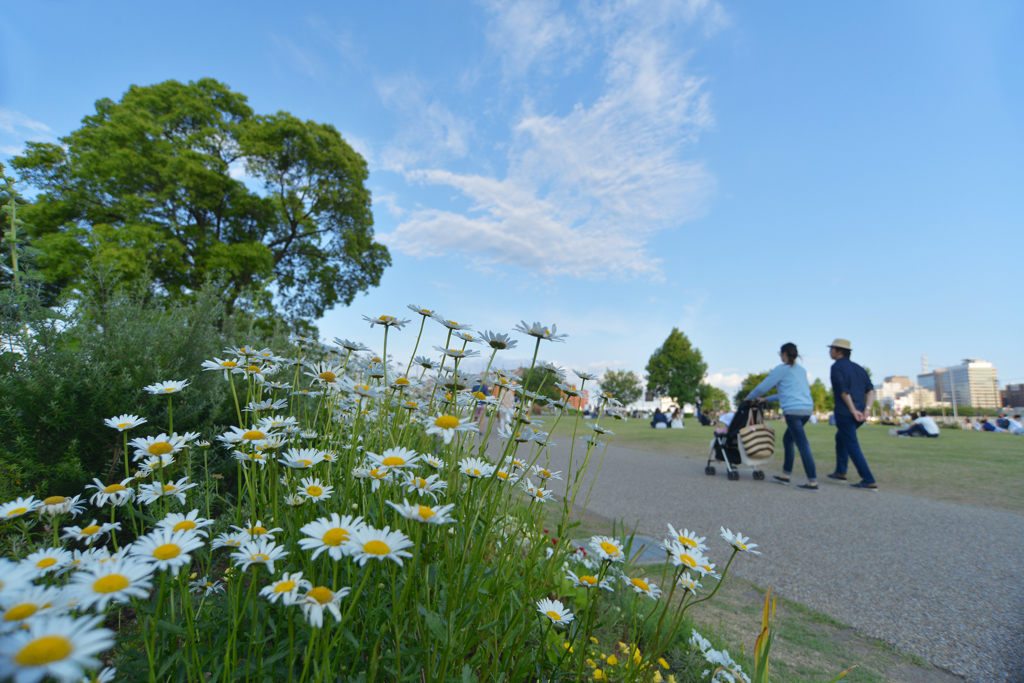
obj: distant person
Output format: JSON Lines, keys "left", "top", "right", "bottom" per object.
{"left": 747, "top": 342, "right": 818, "bottom": 490}
{"left": 979, "top": 418, "right": 1003, "bottom": 432}
{"left": 962, "top": 418, "right": 973, "bottom": 430}
{"left": 825, "top": 338, "right": 878, "bottom": 491}
{"left": 670, "top": 408, "right": 685, "bottom": 429}
{"left": 651, "top": 407, "right": 670, "bottom": 429}
{"left": 996, "top": 415, "right": 1011, "bottom": 430}
{"left": 890, "top": 412, "right": 939, "bottom": 438}
{"left": 1008, "top": 415, "right": 1024, "bottom": 435}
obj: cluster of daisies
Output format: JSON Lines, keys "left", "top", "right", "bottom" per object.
{"left": 690, "top": 631, "right": 750, "bottom": 683}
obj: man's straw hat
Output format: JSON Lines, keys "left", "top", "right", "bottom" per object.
{"left": 828, "top": 338, "right": 852, "bottom": 350}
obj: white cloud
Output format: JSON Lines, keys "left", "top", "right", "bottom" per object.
{"left": 382, "top": 0, "right": 721, "bottom": 280}
{"left": 705, "top": 371, "right": 744, "bottom": 393}
{"left": 0, "top": 109, "right": 55, "bottom": 161}
{"left": 376, "top": 75, "right": 472, "bottom": 170}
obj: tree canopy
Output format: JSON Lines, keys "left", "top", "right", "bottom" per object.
{"left": 11, "top": 78, "right": 390, "bottom": 322}
{"left": 697, "top": 383, "right": 730, "bottom": 413}
{"left": 645, "top": 328, "right": 707, "bottom": 406}
{"left": 733, "top": 371, "right": 771, "bottom": 406}
{"left": 599, "top": 369, "right": 643, "bottom": 406}
{"left": 810, "top": 377, "right": 834, "bottom": 412}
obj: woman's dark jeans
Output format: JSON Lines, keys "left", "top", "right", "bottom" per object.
{"left": 783, "top": 414, "right": 816, "bottom": 481}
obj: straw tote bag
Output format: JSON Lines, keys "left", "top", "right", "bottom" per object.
{"left": 737, "top": 405, "right": 775, "bottom": 462}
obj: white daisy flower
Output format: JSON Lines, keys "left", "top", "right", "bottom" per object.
{"left": 201, "top": 357, "right": 242, "bottom": 380}
{"left": 231, "top": 520, "right": 283, "bottom": 541}
{"left": 366, "top": 447, "right": 421, "bottom": 469}
{"left": 479, "top": 331, "right": 518, "bottom": 350}
{"left": 0, "top": 560, "right": 35, "bottom": 601}
{"left": 217, "top": 425, "right": 272, "bottom": 446}
{"left": 520, "top": 480, "right": 555, "bottom": 503}
{"left": 0, "top": 614, "right": 114, "bottom": 683}
{"left": 677, "top": 574, "right": 702, "bottom": 594}
{"left": 257, "top": 414, "right": 299, "bottom": 432}
{"left": 137, "top": 477, "right": 197, "bottom": 506}
{"left": 350, "top": 383, "right": 380, "bottom": 400}
{"left": 0, "top": 496, "right": 42, "bottom": 521}
{"left": 514, "top": 321, "right": 567, "bottom": 343}
{"left": 664, "top": 541, "right": 708, "bottom": 572}
{"left": 0, "top": 585, "right": 69, "bottom": 631}
{"left": 586, "top": 422, "right": 614, "bottom": 436}
{"left": 589, "top": 536, "right": 625, "bottom": 563}
{"left": 38, "top": 495, "right": 86, "bottom": 519}
{"left": 189, "top": 576, "right": 225, "bottom": 596}
{"left": 23, "top": 548, "right": 73, "bottom": 576}
{"left": 430, "top": 316, "right": 472, "bottom": 331}
{"left": 298, "top": 514, "right": 366, "bottom": 561}
{"left": 128, "top": 433, "right": 184, "bottom": 461}
{"left": 298, "top": 477, "right": 333, "bottom": 503}
{"left": 84, "top": 479, "right": 135, "bottom": 508}
{"left": 61, "top": 520, "right": 120, "bottom": 544}
{"left": 103, "top": 414, "right": 147, "bottom": 432}
{"left": 598, "top": 391, "right": 623, "bottom": 407}
{"left": 666, "top": 525, "right": 707, "bottom": 552}
{"left": 574, "top": 369, "right": 599, "bottom": 381}
{"left": 720, "top": 528, "right": 762, "bottom": 555}
{"left": 622, "top": 574, "right": 662, "bottom": 600}
{"left": 298, "top": 585, "right": 351, "bottom": 628}
{"left": 259, "top": 572, "right": 311, "bottom": 605}
{"left": 362, "top": 314, "right": 410, "bottom": 329}
{"left": 82, "top": 665, "right": 118, "bottom": 683}
{"left": 156, "top": 510, "right": 214, "bottom": 537}
{"left": 231, "top": 538, "right": 288, "bottom": 573}
{"left": 68, "top": 558, "right": 154, "bottom": 611}
{"left": 332, "top": 338, "right": 370, "bottom": 353}
{"left": 143, "top": 379, "right": 190, "bottom": 394}
{"left": 492, "top": 468, "right": 520, "bottom": 484}
{"left": 421, "top": 455, "right": 445, "bottom": 469}
{"left": 536, "top": 598, "right": 573, "bottom": 626}
{"left": 565, "top": 569, "right": 613, "bottom": 592}
{"left": 412, "top": 355, "right": 438, "bottom": 370}
{"left": 458, "top": 457, "right": 495, "bottom": 479}
{"left": 531, "top": 466, "right": 562, "bottom": 482}
{"left": 407, "top": 304, "right": 435, "bottom": 317}
{"left": 432, "top": 346, "right": 481, "bottom": 360}
{"left": 386, "top": 498, "right": 455, "bottom": 525}
{"left": 130, "top": 529, "right": 204, "bottom": 576}
{"left": 211, "top": 531, "right": 248, "bottom": 551}
{"left": 403, "top": 474, "right": 447, "bottom": 501}
{"left": 278, "top": 448, "right": 326, "bottom": 470}
{"left": 344, "top": 526, "right": 414, "bottom": 567}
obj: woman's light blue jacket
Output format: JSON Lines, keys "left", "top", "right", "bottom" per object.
{"left": 746, "top": 363, "right": 814, "bottom": 414}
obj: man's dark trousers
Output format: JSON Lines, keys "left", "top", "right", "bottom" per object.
{"left": 834, "top": 413, "right": 876, "bottom": 484}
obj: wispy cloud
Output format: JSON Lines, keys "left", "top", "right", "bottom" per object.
{"left": 382, "top": 0, "right": 723, "bottom": 280}
{"left": 376, "top": 75, "right": 473, "bottom": 170}
{"left": 0, "top": 109, "right": 55, "bottom": 159}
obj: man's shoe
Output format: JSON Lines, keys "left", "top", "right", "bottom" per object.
{"left": 796, "top": 483, "right": 819, "bottom": 491}
{"left": 849, "top": 481, "right": 878, "bottom": 491}
{"left": 826, "top": 473, "right": 847, "bottom": 481}
{"left": 772, "top": 475, "right": 790, "bottom": 485}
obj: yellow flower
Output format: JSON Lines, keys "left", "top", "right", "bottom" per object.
{"left": 653, "top": 672, "right": 663, "bottom": 682}
{"left": 589, "top": 636, "right": 599, "bottom": 645}
{"left": 606, "top": 655, "right": 618, "bottom": 666}
{"left": 593, "top": 671, "right": 604, "bottom": 680}
{"left": 618, "top": 642, "right": 629, "bottom": 653}
{"left": 668, "top": 676, "right": 678, "bottom": 683}
{"left": 658, "top": 657, "right": 670, "bottom": 669}
{"left": 586, "top": 658, "right": 596, "bottom": 668}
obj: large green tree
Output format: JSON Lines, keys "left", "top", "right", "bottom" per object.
{"left": 697, "top": 383, "right": 730, "bottom": 413}
{"left": 810, "top": 378, "right": 834, "bottom": 412}
{"left": 599, "top": 368, "right": 643, "bottom": 406}
{"left": 645, "top": 328, "right": 707, "bottom": 406}
{"left": 11, "top": 78, "right": 390, "bottom": 322}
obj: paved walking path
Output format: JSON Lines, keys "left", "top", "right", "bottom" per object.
{"left": 538, "top": 438, "right": 1024, "bottom": 683}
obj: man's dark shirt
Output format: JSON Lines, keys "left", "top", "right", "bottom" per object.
{"left": 831, "top": 357, "right": 872, "bottom": 418}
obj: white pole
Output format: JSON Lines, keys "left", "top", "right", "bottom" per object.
{"left": 949, "top": 369, "right": 958, "bottom": 421}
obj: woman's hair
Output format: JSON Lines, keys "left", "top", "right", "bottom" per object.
{"left": 780, "top": 342, "right": 799, "bottom": 366}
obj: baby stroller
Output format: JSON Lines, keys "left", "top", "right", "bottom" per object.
{"left": 705, "top": 401, "right": 775, "bottom": 481}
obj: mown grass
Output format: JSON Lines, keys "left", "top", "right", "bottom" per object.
{"left": 550, "top": 416, "right": 1023, "bottom": 512}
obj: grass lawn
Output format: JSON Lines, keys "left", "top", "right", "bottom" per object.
{"left": 546, "top": 416, "right": 1022, "bottom": 512}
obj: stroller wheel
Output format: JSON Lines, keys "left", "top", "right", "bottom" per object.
{"left": 727, "top": 471, "right": 740, "bottom": 481}
{"left": 753, "top": 471, "right": 765, "bottom": 481}
{"left": 704, "top": 466, "right": 716, "bottom": 476}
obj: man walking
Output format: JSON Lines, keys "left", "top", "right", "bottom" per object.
{"left": 826, "top": 338, "right": 878, "bottom": 490}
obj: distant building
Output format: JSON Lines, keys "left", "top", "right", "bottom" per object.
{"left": 876, "top": 376, "right": 914, "bottom": 407}
{"left": 1002, "top": 383, "right": 1024, "bottom": 409}
{"left": 946, "top": 359, "right": 999, "bottom": 408}
{"left": 893, "top": 386, "right": 945, "bottom": 412}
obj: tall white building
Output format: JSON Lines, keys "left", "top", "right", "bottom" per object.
{"left": 918, "top": 359, "right": 999, "bottom": 409}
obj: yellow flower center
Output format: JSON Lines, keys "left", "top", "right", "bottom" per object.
{"left": 221, "top": 361, "right": 238, "bottom": 368}
{"left": 306, "top": 486, "right": 323, "bottom": 497}
{"left": 297, "top": 460, "right": 312, "bottom": 467}
{"left": 677, "top": 536, "right": 696, "bottom": 547}
{"left": 81, "top": 525, "right": 101, "bottom": 536}
{"left": 472, "top": 391, "right": 486, "bottom": 400}
{"left": 539, "top": 470, "right": 551, "bottom": 478}
{"left": 417, "top": 505, "right": 435, "bottom": 520}
{"left": 308, "top": 586, "right": 333, "bottom": 604}
{"left": 93, "top": 574, "right": 129, "bottom": 593}
{"left": 496, "top": 471, "right": 509, "bottom": 480}
{"left": 435, "top": 415, "right": 460, "bottom": 429}
{"left": 677, "top": 554, "right": 696, "bottom": 568}
{"left": 382, "top": 456, "right": 406, "bottom": 467}
{"left": 162, "top": 485, "right": 177, "bottom": 493}
{"left": 173, "top": 520, "right": 197, "bottom": 532}
{"left": 363, "top": 540, "right": 390, "bottom": 555}
{"left": 4, "top": 603, "right": 38, "bottom": 621}
{"left": 148, "top": 442, "right": 173, "bottom": 456}
{"left": 250, "top": 553, "right": 269, "bottom": 562}
{"left": 43, "top": 496, "right": 66, "bottom": 506}
{"left": 469, "top": 469, "right": 481, "bottom": 477}
{"left": 165, "top": 387, "right": 176, "bottom": 392}
{"left": 318, "top": 371, "right": 337, "bottom": 382}
{"left": 103, "top": 484, "right": 126, "bottom": 494}
{"left": 736, "top": 542, "right": 747, "bottom": 550}
{"left": 246, "top": 365, "right": 260, "bottom": 373}
{"left": 274, "top": 580, "right": 296, "bottom": 593}
{"left": 414, "top": 478, "right": 427, "bottom": 487}
{"left": 630, "top": 578, "right": 650, "bottom": 592}
{"left": 369, "top": 469, "right": 387, "bottom": 479}
{"left": 371, "top": 356, "right": 383, "bottom": 363}
{"left": 322, "top": 528, "right": 349, "bottom": 546}
{"left": 599, "top": 541, "right": 619, "bottom": 556}
{"left": 13, "top": 635, "right": 73, "bottom": 667}
{"left": 546, "top": 610, "right": 562, "bottom": 621}
{"left": 580, "top": 575, "right": 598, "bottom": 586}
{"left": 242, "top": 430, "right": 265, "bottom": 441}
{"left": 153, "top": 543, "right": 181, "bottom": 560}
{"left": 36, "top": 558, "right": 57, "bottom": 569}
{"left": 251, "top": 526, "right": 268, "bottom": 536}
{"left": 395, "top": 377, "right": 410, "bottom": 385}
{"left": 7, "top": 507, "right": 28, "bottom": 517}
{"left": 117, "top": 422, "right": 132, "bottom": 429}
{"left": 449, "top": 320, "right": 458, "bottom": 326}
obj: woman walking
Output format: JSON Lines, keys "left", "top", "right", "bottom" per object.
{"left": 746, "top": 342, "right": 818, "bottom": 490}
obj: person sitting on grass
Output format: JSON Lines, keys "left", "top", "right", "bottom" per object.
{"left": 650, "top": 407, "right": 670, "bottom": 429}
{"left": 1008, "top": 415, "right": 1024, "bottom": 435}
{"left": 890, "top": 412, "right": 939, "bottom": 438}
{"left": 979, "top": 418, "right": 1004, "bottom": 432}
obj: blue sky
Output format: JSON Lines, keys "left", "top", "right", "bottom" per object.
{"left": 2, "top": 1, "right": 1022, "bottom": 399}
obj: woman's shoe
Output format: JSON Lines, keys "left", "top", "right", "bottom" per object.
{"left": 796, "top": 483, "right": 819, "bottom": 491}
{"left": 826, "top": 473, "right": 847, "bottom": 481}
{"left": 849, "top": 481, "right": 878, "bottom": 491}
{"left": 772, "top": 475, "right": 790, "bottom": 485}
